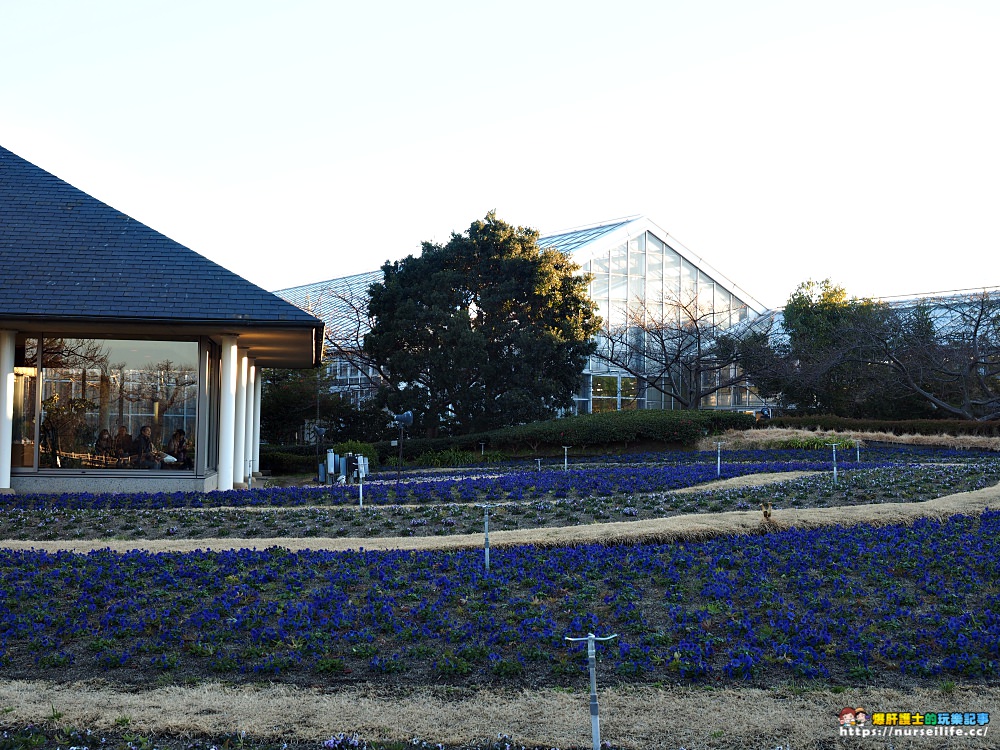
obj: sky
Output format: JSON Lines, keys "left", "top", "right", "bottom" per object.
{"left": 1, "top": 0, "right": 998, "bottom": 310}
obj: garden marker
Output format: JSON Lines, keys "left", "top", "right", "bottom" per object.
{"left": 476, "top": 503, "right": 500, "bottom": 572}
{"left": 564, "top": 632, "right": 618, "bottom": 750}
{"left": 826, "top": 442, "right": 840, "bottom": 485}
{"left": 356, "top": 455, "right": 369, "bottom": 507}
{"left": 714, "top": 441, "right": 724, "bottom": 478}
{"left": 563, "top": 445, "right": 571, "bottom": 471}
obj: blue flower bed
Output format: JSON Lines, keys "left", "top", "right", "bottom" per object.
{"left": 6, "top": 459, "right": 899, "bottom": 511}
{"left": 2, "top": 510, "right": 997, "bottom": 687}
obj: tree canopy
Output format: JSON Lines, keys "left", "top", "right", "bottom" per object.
{"left": 364, "top": 213, "right": 600, "bottom": 435}
{"left": 736, "top": 279, "right": 1000, "bottom": 420}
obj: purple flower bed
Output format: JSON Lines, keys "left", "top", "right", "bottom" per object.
{"left": 1, "top": 511, "right": 997, "bottom": 687}
{"left": 5, "top": 459, "right": 897, "bottom": 512}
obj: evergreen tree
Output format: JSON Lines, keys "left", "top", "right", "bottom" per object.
{"left": 364, "top": 213, "right": 600, "bottom": 434}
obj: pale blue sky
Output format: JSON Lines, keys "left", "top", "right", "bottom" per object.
{"left": 2, "top": 0, "right": 997, "bottom": 309}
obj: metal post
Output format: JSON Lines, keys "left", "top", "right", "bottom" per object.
{"left": 714, "top": 441, "right": 724, "bottom": 478}
{"left": 826, "top": 442, "right": 840, "bottom": 485}
{"left": 562, "top": 445, "right": 571, "bottom": 471}
{"left": 477, "top": 503, "right": 499, "bottom": 573}
{"left": 535, "top": 458, "right": 542, "bottom": 472}
{"left": 480, "top": 442, "right": 485, "bottom": 456}
{"left": 856, "top": 443, "right": 860, "bottom": 463}
{"left": 564, "top": 633, "right": 618, "bottom": 750}
{"left": 396, "top": 422, "right": 403, "bottom": 487}
{"left": 358, "top": 474, "right": 363, "bottom": 507}
{"left": 314, "top": 426, "right": 326, "bottom": 483}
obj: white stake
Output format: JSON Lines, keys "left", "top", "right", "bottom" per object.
{"left": 476, "top": 503, "right": 500, "bottom": 573}
{"left": 564, "top": 633, "right": 618, "bottom": 750}
{"left": 826, "top": 442, "right": 841, "bottom": 485}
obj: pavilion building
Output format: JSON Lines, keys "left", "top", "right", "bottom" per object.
{"left": 0, "top": 145, "right": 323, "bottom": 494}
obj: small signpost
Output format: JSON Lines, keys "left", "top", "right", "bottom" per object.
{"left": 562, "top": 445, "right": 571, "bottom": 471}
{"left": 476, "top": 503, "right": 500, "bottom": 573}
{"left": 826, "top": 442, "right": 841, "bottom": 485}
{"left": 564, "top": 632, "right": 618, "bottom": 750}
{"left": 356, "top": 455, "right": 369, "bottom": 507}
{"left": 714, "top": 441, "right": 724, "bottom": 478}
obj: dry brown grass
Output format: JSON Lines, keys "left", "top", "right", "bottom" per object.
{"left": 5, "top": 677, "right": 999, "bottom": 749}
{"left": 699, "top": 426, "right": 1000, "bottom": 452}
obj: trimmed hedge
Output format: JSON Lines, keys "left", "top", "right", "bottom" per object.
{"left": 260, "top": 441, "right": 379, "bottom": 474}
{"left": 373, "top": 410, "right": 755, "bottom": 461}
{"left": 487, "top": 409, "right": 755, "bottom": 452}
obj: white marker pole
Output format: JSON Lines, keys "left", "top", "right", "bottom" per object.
{"left": 826, "top": 442, "right": 840, "bottom": 485}
{"left": 565, "top": 633, "right": 618, "bottom": 750}
{"left": 476, "top": 503, "right": 500, "bottom": 573}
{"left": 714, "top": 441, "right": 724, "bottom": 478}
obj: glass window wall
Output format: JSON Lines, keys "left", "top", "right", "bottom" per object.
{"left": 23, "top": 337, "right": 199, "bottom": 471}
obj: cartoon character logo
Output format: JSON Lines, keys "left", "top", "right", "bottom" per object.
{"left": 854, "top": 708, "right": 867, "bottom": 725}
{"left": 839, "top": 707, "right": 856, "bottom": 726}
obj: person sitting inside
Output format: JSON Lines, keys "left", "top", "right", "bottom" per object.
{"left": 134, "top": 425, "right": 163, "bottom": 469}
{"left": 112, "top": 425, "right": 133, "bottom": 466}
{"left": 94, "top": 428, "right": 114, "bottom": 466}
{"left": 166, "top": 428, "right": 190, "bottom": 469}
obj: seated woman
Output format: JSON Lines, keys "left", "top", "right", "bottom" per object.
{"left": 134, "top": 425, "right": 164, "bottom": 469}
{"left": 166, "top": 429, "right": 190, "bottom": 469}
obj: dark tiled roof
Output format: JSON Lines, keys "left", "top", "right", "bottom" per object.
{"left": 0, "top": 145, "right": 322, "bottom": 328}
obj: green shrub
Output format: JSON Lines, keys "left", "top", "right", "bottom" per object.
{"left": 488, "top": 409, "right": 755, "bottom": 452}
{"left": 371, "top": 410, "right": 757, "bottom": 463}
{"left": 331, "top": 440, "right": 379, "bottom": 470}
{"left": 413, "top": 449, "right": 477, "bottom": 467}
{"left": 258, "top": 449, "right": 315, "bottom": 474}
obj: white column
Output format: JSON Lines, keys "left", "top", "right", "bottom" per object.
{"left": 251, "top": 366, "right": 262, "bottom": 475}
{"left": 242, "top": 360, "right": 255, "bottom": 482}
{"left": 233, "top": 349, "right": 248, "bottom": 487}
{"left": 0, "top": 331, "right": 15, "bottom": 491}
{"left": 217, "top": 336, "right": 238, "bottom": 491}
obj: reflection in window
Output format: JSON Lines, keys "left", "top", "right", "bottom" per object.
{"left": 681, "top": 260, "right": 697, "bottom": 300}
{"left": 591, "top": 375, "right": 617, "bottom": 399}
{"left": 12, "top": 338, "right": 38, "bottom": 469}
{"left": 609, "top": 274, "right": 628, "bottom": 300}
{"left": 591, "top": 274, "right": 609, "bottom": 300}
{"left": 37, "top": 338, "right": 198, "bottom": 471}
{"left": 664, "top": 248, "right": 680, "bottom": 296}
{"left": 609, "top": 243, "right": 627, "bottom": 275}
